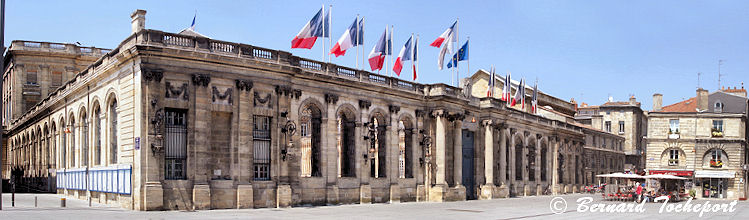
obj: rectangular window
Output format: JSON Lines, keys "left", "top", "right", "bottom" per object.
{"left": 712, "top": 120, "right": 723, "bottom": 132}
{"left": 669, "top": 149, "right": 679, "bottom": 166}
{"left": 618, "top": 121, "right": 625, "bottom": 134}
{"left": 604, "top": 121, "right": 611, "bottom": 133}
{"left": 253, "top": 116, "right": 271, "bottom": 180}
{"left": 51, "top": 71, "right": 63, "bottom": 87}
{"left": 669, "top": 119, "right": 680, "bottom": 133}
{"left": 26, "top": 70, "right": 38, "bottom": 85}
{"left": 165, "top": 109, "right": 188, "bottom": 180}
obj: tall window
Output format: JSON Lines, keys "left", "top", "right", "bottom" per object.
{"left": 397, "top": 120, "right": 413, "bottom": 178}
{"left": 618, "top": 121, "right": 625, "bottom": 134}
{"left": 51, "top": 71, "right": 63, "bottom": 87}
{"left": 669, "top": 119, "right": 679, "bottom": 133}
{"left": 370, "top": 114, "right": 387, "bottom": 178}
{"left": 338, "top": 113, "right": 356, "bottom": 177}
{"left": 604, "top": 121, "right": 611, "bottom": 133}
{"left": 109, "top": 100, "right": 118, "bottom": 164}
{"left": 165, "top": 109, "right": 187, "bottom": 180}
{"left": 713, "top": 120, "right": 723, "bottom": 132}
{"left": 81, "top": 114, "right": 88, "bottom": 166}
{"left": 515, "top": 143, "right": 523, "bottom": 181}
{"left": 70, "top": 117, "right": 76, "bottom": 167}
{"left": 94, "top": 108, "right": 101, "bottom": 165}
{"left": 527, "top": 145, "right": 536, "bottom": 181}
{"left": 253, "top": 116, "right": 271, "bottom": 180}
{"left": 540, "top": 146, "right": 547, "bottom": 181}
{"left": 300, "top": 104, "right": 322, "bottom": 177}
{"left": 669, "top": 149, "right": 679, "bottom": 166}
{"left": 708, "top": 149, "right": 725, "bottom": 168}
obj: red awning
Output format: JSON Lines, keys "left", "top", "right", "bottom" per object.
{"left": 649, "top": 170, "right": 693, "bottom": 177}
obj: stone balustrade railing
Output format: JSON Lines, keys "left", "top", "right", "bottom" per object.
{"left": 141, "top": 30, "right": 433, "bottom": 95}
{"left": 10, "top": 40, "right": 111, "bottom": 57}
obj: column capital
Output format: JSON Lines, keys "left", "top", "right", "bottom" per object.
{"left": 481, "top": 119, "right": 493, "bottom": 127}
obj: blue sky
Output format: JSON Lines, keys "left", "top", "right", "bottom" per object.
{"left": 6, "top": 0, "right": 749, "bottom": 110}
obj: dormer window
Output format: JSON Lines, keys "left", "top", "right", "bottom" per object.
{"left": 714, "top": 101, "right": 723, "bottom": 113}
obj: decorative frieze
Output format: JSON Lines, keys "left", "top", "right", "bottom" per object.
{"left": 212, "top": 86, "right": 233, "bottom": 104}
{"left": 191, "top": 74, "right": 211, "bottom": 87}
{"left": 292, "top": 89, "right": 302, "bottom": 99}
{"left": 415, "top": 109, "right": 425, "bottom": 118}
{"left": 165, "top": 81, "right": 189, "bottom": 100}
{"left": 275, "top": 85, "right": 291, "bottom": 96}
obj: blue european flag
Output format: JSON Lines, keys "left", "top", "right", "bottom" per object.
{"left": 447, "top": 40, "right": 469, "bottom": 68}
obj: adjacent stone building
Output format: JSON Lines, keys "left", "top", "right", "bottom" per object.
{"left": 646, "top": 88, "right": 748, "bottom": 199}
{"left": 5, "top": 10, "right": 625, "bottom": 210}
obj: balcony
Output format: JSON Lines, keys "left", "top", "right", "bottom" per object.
{"left": 711, "top": 128, "right": 723, "bottom": 138}
{"left": 709, "top": 159, "right": 723, "bottom": 168}
{"left": 668, "top": 133, "right": 680, "bottom": 139}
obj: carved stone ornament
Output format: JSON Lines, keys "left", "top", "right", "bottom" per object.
{"left": 275, "top": 85, "right": 292, "bottom": 96}
{"left": 235, "top": 79, "right": 253, "bottom": 91}
{"left": 191, "top": 74, "right": 211, "bottom": 87}
{"left": 143, "top": 69, "right": 164, "bottom": 82}
{"left": 165, "top": 81, "right": 189, "bottom": 100}
{"left": 325, "top": 93, "right": 339, "bottom": 104}
{"left": 358, "top": 99, "right": 371, "bottom": 110}
{"left": 212, "top": 86, "right": 233, "bottom": 104}
{"left": 254, "top": 92, "right": 272, "bottom": 108}
{"left": 388, "top": 105, "right": 400, "bottom": 114}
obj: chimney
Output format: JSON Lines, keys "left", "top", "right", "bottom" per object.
{"left": 652, "top": 93, "right": 662, "bottom": 111}
{"left": 696, "top": 88, "right": 709, "bottom": 111}
{"left": 629, "top": 95, "right": 637, "bottom": 105}
{"left": 131, "top": 9, "right": 147, "bottom": 34}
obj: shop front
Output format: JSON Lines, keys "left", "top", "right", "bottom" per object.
{"left": 695, "top": 170, "right": 735, "bottom": 199}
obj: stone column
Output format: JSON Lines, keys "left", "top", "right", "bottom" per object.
{"left": 535, "top": 139, "right": 542, "bottom": 195}
{"left": 551, "top": 138, "right": 559, "bottom": 195}
{"left": 388, "top": 105, "right": 400, "bottom": 203}
{"left": 191, "top": 74, "right": 211, "bottom": 210}
{"left": 428, "top": 110, "right": 447, "bottom": 202}
{"left": 453, "top": 119, "right": 463, "bottom": 187}
{"left": 479, "top": 120, "right": 494, "bottom": 200}
{"left": 498, "top": 127, "right": 508, "bottom": 197}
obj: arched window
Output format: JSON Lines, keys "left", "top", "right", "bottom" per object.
{"left": 69, "top": 116, "right": 76, "bottom": 167}
{"left": 94, "top": 107, "right": 102, "bottom": 165}
{"left": 50, "top": 124, "right": 56, "bottom": 169}
{"left": 60, "top": 120, "right": 66, "bottom": 168}
{"left": 300, "top": 103, "right": 322, "bottom": 177}
{"left": 704, "top": 148, "right": 727, "bottom": 168}
{"left": 109, "top": 100, "right": 118, "bottom": 164}
{"left": 398, "top": 119, "right": 414, "bottom": 178}
{"left": 370, "top": 112, "right": 387, "bottom": 178}
{"left": 81, "top": 112, "right": 88, "bottom": 166}
{"left": 338, "top": 110, "right": 356, "bottom": 177}
{"left": 714, "top": 101, "right": 723, "bottom": 113}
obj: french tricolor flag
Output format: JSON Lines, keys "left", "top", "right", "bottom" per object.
{"left": 430, "top": 21, "right": 457, "bottom": 48}
{"left": 393, "top": 35, "right": 414, "bottom": 76}
{"left": 330, "top": 17, "right": 362, "bottom": 57}
{"left": 368, "top": 27, "right": 390, "bottom": 71}
{"left": 291, "top": 8, "right": 325, "bottom": 49}
{"left": 511, "top": 78, "right": 525, "bottom": 108}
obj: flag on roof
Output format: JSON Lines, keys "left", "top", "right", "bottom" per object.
{"left": 190, "top": 13, "right": 196, "bottom": 31}
{"left": 430, "top": 21, "right": 457, "bottom": 48}
{"left": 447, "top": 40, "right": 468, "bottom": 68}
{"left": 532, "top": 80, "right": 538, "bottom": 114}
{"left": 393, "top": 35, "right": 414, "bottom": 76}
{"left": 502, "top": 72, "right": 511, "bottom": 102}
{"left": 487, "top": 66, "right": 495, "bottom": 97}
{"left": 330, "top": 17, "right": 360, "bottom": 57}
{"left": 291, "top": 8, "right": 325, "bottom": 49}
{"left": 512, "top": 78, "right": 525, "bottom": 108}
{"left": 412, "top": 35, "right": 419, "bottom": 81}
{"left": 368, "top": 27, "right": 389, "bottom": 71}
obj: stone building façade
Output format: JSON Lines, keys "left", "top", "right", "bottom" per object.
{"left": 5, "top": 10, "right": 625, "bottom": 210}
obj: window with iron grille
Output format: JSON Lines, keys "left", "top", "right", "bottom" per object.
{"left": 165, "top": 109, "right": 187, "bottom": 180}
{"left": 253, "top": 116, "right": 271, "bottom": 180}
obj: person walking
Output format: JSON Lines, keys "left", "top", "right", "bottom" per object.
{"left": 635, "top": 182, "right": 644, "bottom": 203}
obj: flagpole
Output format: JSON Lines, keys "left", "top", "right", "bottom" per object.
{"left": 355, "top": 14, "right": 359, "bottom": 69}
{"left": 414, "top": 34, "right": 419, "bottom": 82}
{"left": 328, "top": 4, "right": 332, "bottom": 64}
{"left": 361, "top": 17, "right": 365, "bottom": 71}
{"left": 321, "top": 4, "right": 326, "bottom": 63}
{"left": 385, "top": 24, "right": 390, "bottom": 77}
{"left": 389, "top": 25, "right": 394, "bottom": 77}
{"left": 455, "top": 18, "right": 460, "bottom": 87}
{"left": 466, "top": 36, "right": 470, "bottom": 79}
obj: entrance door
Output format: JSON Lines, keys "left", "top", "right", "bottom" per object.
{"left": 462, "top": 129, "right": 475, "bottom": 200}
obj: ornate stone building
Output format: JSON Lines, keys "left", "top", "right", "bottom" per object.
{"left": 5, "top": 10, "right": 625, "bottom": 210}
{"left": 647, "top": 88, "right": 748, "bottom": 199}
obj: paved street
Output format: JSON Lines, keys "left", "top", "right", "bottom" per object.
{"left": 1, "top": 193, "right": 747, "bottom": 219}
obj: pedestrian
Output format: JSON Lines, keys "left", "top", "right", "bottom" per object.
{"left": 635, "top": 182, "right": 643, "bottom": 203}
